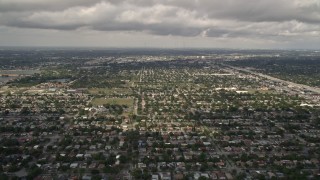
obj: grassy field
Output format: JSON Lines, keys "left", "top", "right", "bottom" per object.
{"left": 0, "top": 86, "right": 27, "bottom": 94}
{"left": 88, "top": 88, "right": 132, "bottom": 95}
{"left": 92, "top": 97, "right": 134, "bottom": 106}
{"left": 247, "top": 89, "right": 278, "bottom": 94}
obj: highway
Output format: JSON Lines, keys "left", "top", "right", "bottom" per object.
{"left": 225, "top": 65, "right": 320, "bottom": 94}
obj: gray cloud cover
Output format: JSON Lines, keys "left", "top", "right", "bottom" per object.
{"left": 0, "top": 0, "right": 319, "bottom": 48}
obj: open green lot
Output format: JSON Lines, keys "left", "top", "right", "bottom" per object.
{"left": 247, "top": 89, "right": 278, "bottom": 94}
{"left": 88, "top": 88, "right": 132, "bottom": 95}
{"left": 91, "top": 97, "right": 134, "bottom": 106}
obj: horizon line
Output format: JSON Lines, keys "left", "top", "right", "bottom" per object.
{"left": 0, "top": 45, "right": 320, "bottom": 51}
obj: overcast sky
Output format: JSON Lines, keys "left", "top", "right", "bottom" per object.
{"left": 0, "top": 0, "right": 319, "bottom": 49}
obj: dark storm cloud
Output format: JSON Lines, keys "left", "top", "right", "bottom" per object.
{"left": 0, "top": 1, "right": 210, "bottom": 37}
{"left": 0, "top": 0, "right": 319, "bottom": 44}
{"left": 94, "top": 22, "right": 203, "bottom": 37}
{"left": 0, "top": 0, "right": 102, "bottom": 12}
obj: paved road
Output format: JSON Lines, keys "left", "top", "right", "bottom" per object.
{"left": 225, "top": 65, "right": 320, "bottom": 94}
